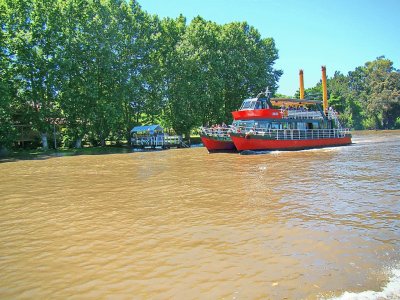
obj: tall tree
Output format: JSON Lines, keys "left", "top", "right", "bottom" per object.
{"left": 169, "top": 16, "right": 224, "bottom": 135}
{"left": 364, "top": 57, "right": 400, "bottom": 129}
{"left": 56, "top": 0, "right": 95, "bottom": 147}
{"left": 220, "top": 22, "right": 282, "bottom": 121}
{"left": 0, "top": 0, "right": 15, "bottom": 150}
{"left": 6, "top": 0, "right": 62, "bottom": 149}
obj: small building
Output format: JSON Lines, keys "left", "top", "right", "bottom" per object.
{"left": 130, "top": 125, "right": 186, "bottom": 149}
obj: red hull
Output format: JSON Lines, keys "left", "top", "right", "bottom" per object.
{"left": 231, "top": 135, "right": 352, "bottom": 151}
{"left": 232, "top": 109, "right": 282, "bottom": 120}
{"left": 200, "top": 135, "right": 236, "bottom": 151}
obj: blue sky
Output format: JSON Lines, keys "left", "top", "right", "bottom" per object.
{"left": 139, "top": 0, "right": 400, "bottom": 96}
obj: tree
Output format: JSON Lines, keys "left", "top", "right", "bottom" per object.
{"left": 0, "top": 0, "right": 16, "bottom": 151}
{"left": 167, "top": 16, "right": 224, "bottom": 136}
{"left": 4, "top": 0, "right": 64, "bottom": 149}
{"left": 56, "top": 0, "right": 95, "bottom": 148}
{"left": 220, "top": 22, "right": 282, "bottom": 121}
{"left": 162, "top": 18, "right": 282, "bottom": 136}
{"left": 364, "top": 57, "right": 400, "bottom": 129}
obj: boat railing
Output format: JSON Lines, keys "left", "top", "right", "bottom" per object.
{"left": 131, "top": 134, "right": 183, "bottom": 148}
{"left": 201, "top": 126, "right": 231, "bottom": 138}
{"left": 164, "top": 135, "right": 183, "bottom": 145}
{"left": 327, "top": 109, "right": 343, "bottom": 128}
{"left": 233, "top": 127, "right": 351, "bottom": 140}
{"left": 281, "top": 108, "right": 324, "bottom": 120}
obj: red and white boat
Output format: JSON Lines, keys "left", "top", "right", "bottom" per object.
{"left": 199, "top": 126, "right": 236, "bottom": 152}
{"left": 200, "top": 67, "right": 352, "bottom": 152}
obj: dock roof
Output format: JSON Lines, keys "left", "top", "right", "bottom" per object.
{"left": 130, "top": 124, "right": 163, "bottom": 134}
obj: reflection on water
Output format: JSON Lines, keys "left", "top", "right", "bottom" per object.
{"left": 0, "top": 131, "right": 399, "bottom": 299}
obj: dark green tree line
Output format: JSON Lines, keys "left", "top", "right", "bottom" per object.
{"left": 1, "top": 0, "right": 282, "bottom": 150}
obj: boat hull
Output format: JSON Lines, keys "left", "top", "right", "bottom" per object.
{"left": 200, "top": 134, "right": 236, "bottom": 152}
{"left": 230, "top": 133, "right": 352, "bottom": 151}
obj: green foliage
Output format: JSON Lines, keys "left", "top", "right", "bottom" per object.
{"left": 3, "top": 1, "right": 399, "bottom": 151}
{"left": 0, "top": 0, "right": 18, "bottom": 148}
{"left": 2, "top": 0, "right": 282, "bottom": 146}
{"left": 395, "top": 117, "right": 400, "bottom": 129}
{"left": 274, "top": 93, "right": 291, "bottom": 98}
{"left": 303, "top": 57, "right": 400, "bottom": 129}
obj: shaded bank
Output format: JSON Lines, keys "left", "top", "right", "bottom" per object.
{"left": 0, "top": 146, "right": 132, "bottom": 163}
{"left": 0, "top": 137, "right": 203, "bottom": 162}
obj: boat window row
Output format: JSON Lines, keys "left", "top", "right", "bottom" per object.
{"left": 239, "top": 98, "right": 270, "bottom": 110}
{"left": 232, "top": 120, "right": 330, "bottom": 130}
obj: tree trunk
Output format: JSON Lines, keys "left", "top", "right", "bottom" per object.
{"left": 41, "top": 133, "right": 48, "bottom": 150}
{"left": 0, "top": 146, "right": 8, "bottom": 157}
{"left": 75, "top": 137, "right": 82, "bottom": 149}
{"left": 126, "top": 128, "right": 131, "bottom": 146}
{"left": 184, "top": 131, "right": 191, "bottom": 146}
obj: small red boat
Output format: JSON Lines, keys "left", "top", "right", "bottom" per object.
{"left": 200, "top": 126, "right": 236, "bottom": 152}
{"left": 201, "top": 66, "right": 352, "bottom": 152}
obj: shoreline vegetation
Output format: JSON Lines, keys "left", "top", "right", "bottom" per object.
{"left": 0, "top": 136, "right": 203, "bottom": 161}
{"left": 1, "top": 0, "right": 399, "bottom": 153}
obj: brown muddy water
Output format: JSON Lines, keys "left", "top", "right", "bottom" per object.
{"left": 1, "top": 131, "right": 399, "bottom": 299}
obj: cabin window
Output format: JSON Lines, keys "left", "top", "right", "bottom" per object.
{"left": 257, "top": 122, "right": 271, "bottom": 129}
{"left": 297, "top": 122, "right": 306, "bottom": 130}
{"left": 234, "top": 120, "right": 254, "bottom": 129}
{"left": 260, "top": 100, "right": 266, "bottom": 109}
{"left": 271, "top": 123, "right": 280, "bottom": 129}
{"left": 240, "top": 99, "right": 256, "bottom": 110}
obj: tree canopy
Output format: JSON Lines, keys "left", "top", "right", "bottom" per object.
{"left": 0, "top": 0, "right": 282, "bottom": 149}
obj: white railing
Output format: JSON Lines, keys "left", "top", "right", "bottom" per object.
{"left": 282, "top": 109, "right": 324, "bottom": 120}
{"left": 281, "top": 108, "right": 344, "bottom": 129}
{"left": 201, "top": 126, "right": 231, "bottom": 138}
{"left": 231, "top": 127, "right": 351, "bottom": 140}
{"left": 327, "top": 110, "right": 343, "bottom": 128}
{"left": 164, "top": 135, "right": 182, "bottom": 144}
{"left": 131, "top": 134, "right": 182, "bottom": 147}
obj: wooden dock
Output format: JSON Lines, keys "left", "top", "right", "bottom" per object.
{"left": 131, "top": 134, "right": 189, "bottom": 149}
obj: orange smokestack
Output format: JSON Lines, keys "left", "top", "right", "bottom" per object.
{"left": 299, "top": 69, "right": 304, "bottom": 100}
{"left": 321, "top": 66, "right": 328, "bottom": 113}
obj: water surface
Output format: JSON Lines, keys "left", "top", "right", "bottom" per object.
{"left": 1, "top": 131, "right": 399, "bottom": 299}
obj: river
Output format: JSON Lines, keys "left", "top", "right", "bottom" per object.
{"left": 1, "top": 131, "right": 399, "bottom": 299}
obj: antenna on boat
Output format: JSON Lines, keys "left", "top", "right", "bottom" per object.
{"left": 256, "top": 87, "right": 271, "bottom": 99}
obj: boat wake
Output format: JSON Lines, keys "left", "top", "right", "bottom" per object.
{"left": 239, "top": 150, "right": 272, "bottom": 155}
{"left": 326, "top": 266, "right": 400, "bottom": 300}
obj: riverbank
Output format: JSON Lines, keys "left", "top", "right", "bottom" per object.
{"left": 0, "top": 146, "right": 131, "bottom": 162}
{"left": 0, "top": 137, "right": 203, "bottom": 162}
